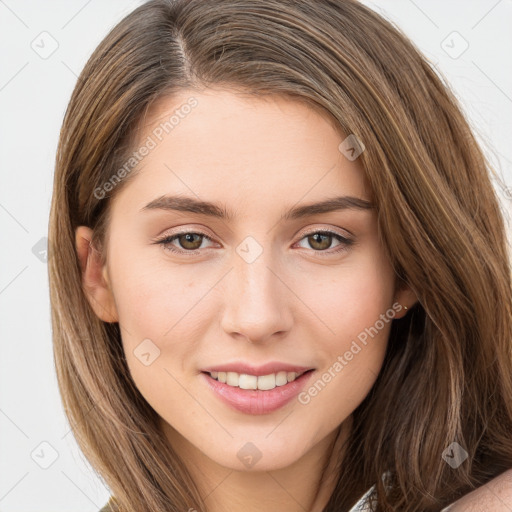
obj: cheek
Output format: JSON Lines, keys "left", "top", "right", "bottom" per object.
{"left": 111, "top": 269, "right": 204, "bottom": 412}
{"left": 296, "top": 249, "right": 395, "bottom": 401}
{"left": 297, "top": 249, "right": 395, "bottom": 341}
{"left": 109, "top": 246, "right": 199, "bottom": 333}
{"left": 108, "top": 251, "right": 207, "bottom": 380}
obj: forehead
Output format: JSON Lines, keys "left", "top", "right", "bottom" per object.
{"left": 112, "top": 87, "right": 372, "bottom": 216}
{"left": 140, "top": 86, "right": 342, "bottom": 136}
{"left": 135, "top": 87, "right": 349, "bottom": 166}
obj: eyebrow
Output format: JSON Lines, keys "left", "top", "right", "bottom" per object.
{"left": 140, "top": 195, "right": 375, "bottom": 221}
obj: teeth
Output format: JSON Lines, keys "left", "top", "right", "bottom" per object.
{"left": 226, "top": 371, "right": 239, "bottom": 386}
{"left": 257, "top": 373, "right": 275, "bottom": 390}
{"left": 239, "top": 373, "right": 258, "bottom": 390}
{"left": 208, "top": 370, "right": 305, "bottom": 390}
{"left": 275, "top": 372, "right": 288, "bottom": 386}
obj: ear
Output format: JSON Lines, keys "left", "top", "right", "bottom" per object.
{"left": 75, "top": 226, "right": 119, "bottom": 323}
{"left": 393, "top": 280, "right": 418, "bottom": 319}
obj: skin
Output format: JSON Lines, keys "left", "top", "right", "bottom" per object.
{"left": 445, "top": 468, "right": 512, "bottom": 511}
{"left": 76, "top": 88, "right": 418, "bottom": 511}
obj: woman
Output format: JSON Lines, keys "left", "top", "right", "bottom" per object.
{"left": 48, "top": 0, "right": 512, "bottom": 510}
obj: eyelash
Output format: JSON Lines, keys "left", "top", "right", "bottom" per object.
{"left": 153, "top": 229, "right": 354, "bottom": 257}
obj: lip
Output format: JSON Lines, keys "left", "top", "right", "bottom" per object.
{"left": 201, "top": 369, "right": 315, "bottom": 415}
{"left": 201, "top": 361, "right": 314, "bottom": 377}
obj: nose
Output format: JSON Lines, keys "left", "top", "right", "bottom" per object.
{"left": 219, "top": 246, "right": 293, "bottom": 344}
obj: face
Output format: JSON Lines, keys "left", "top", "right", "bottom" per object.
{"left": 76, "top": 87, "right": 413, "bottom": 473}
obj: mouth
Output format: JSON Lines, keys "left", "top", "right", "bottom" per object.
{"left": 201, "top": 368, "right": 315, "bottom": 391}
{"left": 201, "top": 368, "right": 316, "bottom": 415}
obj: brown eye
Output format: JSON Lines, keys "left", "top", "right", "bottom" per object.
{"left": 296, "top": 230, "right": 354, "bottom": 256}
{"left": 155, "top": 229, "right": 353, "bottom": 258}
{"left": 176, "top": 233, "right": 204, "bottom": 250}
{"left": 307, "top": 233, "right": 332, "bottom": 251}
{"left": 156, "top": 231, "right": 215, "bottom": 254}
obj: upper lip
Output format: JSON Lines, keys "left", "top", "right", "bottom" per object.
{"left": 201, "top": 361, "right": 314, "bottom": 377}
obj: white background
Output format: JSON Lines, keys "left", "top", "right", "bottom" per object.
{"left": 1, "top": 1, "right": 511, "bottom": 510}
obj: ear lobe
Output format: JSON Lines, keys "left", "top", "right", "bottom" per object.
{"left": 75, "top": 226, "right": 119, "bottom": 323}
{"left": 393, "top": 282, "right": 418, "bottom": 319}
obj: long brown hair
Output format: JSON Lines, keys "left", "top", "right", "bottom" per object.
{"left": 48, "top": 1, "right": 512, "bottom": 510}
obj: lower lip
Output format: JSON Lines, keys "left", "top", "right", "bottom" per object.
{"left": 201, "top": 370, "right": 315, "bottom": 415}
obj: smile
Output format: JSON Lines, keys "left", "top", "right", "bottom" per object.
{"left": 207, "top": 370, "right": 308, "bottom": 390}
{"left": 201, "top": 369, "right": 315, "bottom": 415}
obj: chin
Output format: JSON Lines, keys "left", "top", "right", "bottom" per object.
{"left": 202, "top": 438, "right": 305, "bottom": 472}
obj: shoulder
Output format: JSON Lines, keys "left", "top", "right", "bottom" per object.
{"left": 443, "top": 468, "right": 512, "bottom": 511}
